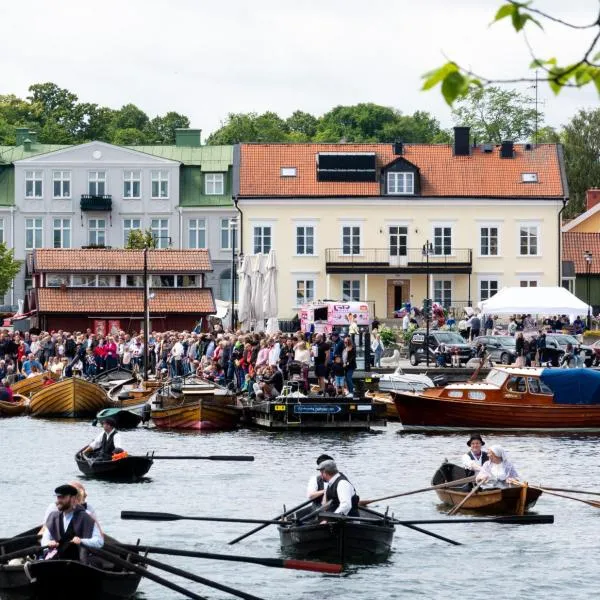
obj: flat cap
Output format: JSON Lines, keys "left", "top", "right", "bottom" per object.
{"left": 316, "top": 459, "right": 337, "bottom": 473}
{"left": 54, "top": 484, "right": 78, "bottom": 496}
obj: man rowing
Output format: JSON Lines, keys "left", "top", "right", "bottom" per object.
{"left": 317, "top": 459, "right": 360, "bottom": 519}
{"left": 461, "top": 433, "right": 488, "bottom": 476}
{"left": 306, "top": 454, "right": 333, "bottom": 508}
{"left": 82, "top": 417, "right": 124, "bottom": 459}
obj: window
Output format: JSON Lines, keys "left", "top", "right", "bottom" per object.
{"left": 151, "top": 219, "right": 169, "bottom": 248}
{"left": 151, "top": 275, "right": 175, "bottom": 287}
{"left": 47, "top": 274, "right": 69, "bottom": 287}
{"left": 25, "top": 170, "right": 43, "bottom": 198}
{"left": 220, "top": 218, "right": 235, "bottom": 250}
{"left": 126, "top": 275, "right": 143, "bottom": 287}
{"left": 342, "top": 280, "right": 361, "bottom": 301}
{"left": 520, "top": 280, "right": 538, "bottom": 288}
{"left": 88, "top": 219, "right": 106, "bottom": 246}
{"left": 0, "top": 218, "right": 4, "bottom": 244}
{"left": 25, "top": 218, "right": 43, "bottom": 249}
{"left": 123, "top": 218, "right": 141, "bottom": 246}
{"left": 88, "top": 171, "right": 106, "bottom": 196}
{"left": 151, "top": 170, "right": 169, "bottom": 198}
{"left": 434, "top": 280, "right": 452, "bottom": 306}
{"left": 296, "top": 225, "right": 315, "bottom": 255}
{"left": 188, "top": 219, "right": 206, "bottom": 249}
{"left": 480, "top": 226, "right": 499, "bottom": 256}
{"left": 72, "top": 275, "right": 96, "bottom": 287}
{"left": 480, "top": 279, "right": 499, "bottom": 301}
{"left": 52, "top": 171, "right": 71, "bottom": 198}
{"left": 123, "top": 170, "right": 141, "bottom": 198}
{"left": 219, "top": 269, "right": 237, "bottom": 301}
{"left": 281, "top": 167, "right": 297, "bottom": 177}
{"left": 97, "top": 275, "right": 115, "bottom": 287}
{"left": 387, "top": 172, "right": 414, "bottom": 195}
{"left": 562, "top": 278, "right": 575, "bottom": 294}
{"left": 53, "top": 218, "right": 71, "bottom": 249}
{"left": 205, "top": 173, "right": 224, "bottom": 195}
{"left": 342, "top": 225, "right": 361, "bottom": 255}
{"left": 296, "top": 279, "right": 315, "bottom": 305}
{"left": 253, "top": 226, "right": 272, "bottom": 254}
{"left": 433, "top": 226, "right": 452, "bottom": 256}
{"left": 389, "top": 226, "right": 408, "bottom": 256}
{"left": 177, "top": 275, "right": 197, "bottom": 287}
{"left": 519, "top": 225, "right": 539, "bottom": 256}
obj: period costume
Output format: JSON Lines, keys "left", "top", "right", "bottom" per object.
{"left": 325, "top": 473, "right": 360, "bottom": 516}
{"left": 88, "top": 419, "right": 123, "bottom": 458}
{"left": 476, "top": 445, "right": 519, "bottom": 489}
{"left": 461, "top": 434, "right": 489, "bottom": 475}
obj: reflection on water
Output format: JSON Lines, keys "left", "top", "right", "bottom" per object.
{"left": 1, "top": 418, "right": 598, "bottom": 599}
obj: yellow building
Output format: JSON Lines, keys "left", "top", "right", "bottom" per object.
{"left": 237, "top": 130, "right": 567, "bottom": 320}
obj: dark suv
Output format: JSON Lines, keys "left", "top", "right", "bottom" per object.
{"left": 409, "top": 330, "right": 474, "bottom": 366}
{"left": 472, "top": 336, "right": 517, "bottom": 365}
{"left": 541, "top": 333, "right": 593, "bottom": 367}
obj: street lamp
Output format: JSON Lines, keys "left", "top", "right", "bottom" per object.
{"left": 230, "top": 217, "right": 238, "bottom": 330}
{"left": 422, "top": 241, "right": 433, "bottom": 366}
{"left": 584, "top": 250, "right": 593, "bottom": 330}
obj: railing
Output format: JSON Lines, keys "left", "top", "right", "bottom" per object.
{"left": 80, "top": 194, "right": 112, "bottom": 211}
{"left": 325, "top": 248, "right": 472, "bottom": 265}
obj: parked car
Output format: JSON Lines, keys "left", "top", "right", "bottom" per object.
{"left": 541, "top": 333, "right": 594, "bottom": 367}
{"left": 589, "top": 340, "right": 600, "bottom": 366}
{"left": 472, "top": 336, "right": 517, "bottom": 365}
{"left": 409, "top": 330, "right": 474, "bottom": 366}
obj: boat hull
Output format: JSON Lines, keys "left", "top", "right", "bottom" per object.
{"left": 11, "top": 373, "right": 57, "bottom": 398}
{"left": 151, "top": 399, "right": 241, "bottom": 430}
{"left": 75, "top": 452, "right": 153, "bottom": 481}
{"left": 96, "top": 408, "right": 142, "bottom": 430}
{"left": 29, "top": 378, "right": 109, "bottom": 418}
{"left": 0, "top": 398, "right": 28, "bottom": 417}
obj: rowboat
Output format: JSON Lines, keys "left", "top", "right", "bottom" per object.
{"left": 107, "top": 377, "right": 157, "bottom": 408}
{"left": 432, "top": 462, "right": 542, "bottom": 514}
{"left": 29, "top": 377, "right": 109, "bottom": 418}
{"left": 75, "top": 451, "right": 153, "bottom": 481}
{"left": 392, "top": 367, "right": 600, "bottom": 430}
{"left": 0, "top": 395, "right": 29, "bottom": 417}
{"left": 365, "top": 391, "right": 398, "bottom": 420}
{"left": 11, "top": 372, "right": 58, "bottom": 398}
{"left": 0, "top": 527, "right": 142, "bottom": 599}
{"left": 278, "top": 505, "right": 395, "bottom": 563}
{"left": 95, "top": 407, "right": 142, "bottom": 430}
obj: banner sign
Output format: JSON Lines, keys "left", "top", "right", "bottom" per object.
{"left": 93, "top": 320, "right": 106, "bottom": 337}
{"left": 293, "top": 404, "right": 342, "bottom": 414}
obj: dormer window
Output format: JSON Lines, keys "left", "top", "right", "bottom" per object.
{"left": 387, "top": 172, "right": 414, "bottom": 195}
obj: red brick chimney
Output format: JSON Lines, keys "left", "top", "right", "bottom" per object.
{"left": 586, "top": 189, "right": 600, "bottom": 211}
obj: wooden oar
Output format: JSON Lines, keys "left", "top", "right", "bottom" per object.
{"left": 525, "top": 484, "right": 600, "bottom": 508}
{"left": 104, "top": 544, "right": 266, "bottom": 600}
{"left": 149, "top": 455, "right": 255, "bottom": 461}
{"left": 0, "top": 544, "right": 43, "bottom": 563}
{"left": 318, "top": 513, "right": 554, "bottom": 526}
{"left": 448, "top": 482, "right": 483, "bottom": 516}
{"left": 228, "top": 499, "right": 314, "bottom": 545}
{"left": 122, "top": 511, "right": 287, "bottom": 525}
{"left": 114, "top": 543, "right": 342, "bottom": 574}
{"left": 539, "top": 486, "right": 600, "bottom": 498}
{"left": 0, "top": 533, "right": 41, "bottom": 546}
{"left": 359, "top": 476, "right": 477, "bottom": 506}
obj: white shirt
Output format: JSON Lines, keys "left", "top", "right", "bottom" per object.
{"left": 268, "top": 343, "right": 281, "bottom": 367}
{"left": 461, "top": 451, "right": 486, "bottom": 473}
{"left": 306, "top": 474, "right": 328, "bottom": 500}
{"left": 89, "top": 429, "right": 123, "bottom": 451}
{"left": 171, "top": 341, "right": 184, "bottom": 359}
{"left": 402, "top": 315, "right": 410, "bottom": 331}
{"left": 327, "top": 473, "right": 356, "bottom": 515}
{"left": 41, "top": 510, "right": 104, "bottom": 548}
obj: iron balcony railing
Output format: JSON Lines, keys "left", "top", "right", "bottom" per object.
{"left": 80, "top": 194, "right": 112, "bottom": 211}
{"left": 325, "top": 248, "right": 472, "bottom": 266}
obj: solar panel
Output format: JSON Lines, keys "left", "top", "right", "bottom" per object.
{"left": 316, "top": 152, "right": 377, "bottom": 182}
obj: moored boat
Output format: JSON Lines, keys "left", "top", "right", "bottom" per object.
{"left": 432, "top": 462, "right": 542, "bottom": 514}
{"left": 0, "top": 395, "right": 29, "bottom": 417}
{"left": 29, "top": 377, "right": 109, "bottom": 418}
{"left": 95, "top": 407, "right": 142, "bottom": 430}
{"left": 11, "top": 372, "right": 58, "bottom": 398}
{"left": 75, "top": 451, "right": 153, "bottom": 481}
{"left": 150, "top": 397, "right": 241, "bottom": 430}
{"left": 392, "top": 367, "right": 600, "bottom": 430}
{"left": 107, "top": 378, "right": 157, "bottom": 409}
{"left": 377, "top": 367, "right": 436, "bottom": 393}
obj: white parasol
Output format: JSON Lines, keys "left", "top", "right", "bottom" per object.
{"left": 237, "top": 255, "right": 253, "bottom": 331}
{"left": 251, "top": 253, "right": 266, "bottom": 331}
{"left": 263, "top": 249, "right": 278, "bottom": 334}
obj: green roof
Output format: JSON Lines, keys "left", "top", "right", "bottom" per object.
{"left": 0, "top": 144, "right": 70, "bottom": 164}
{"left": 128, "top": 145, "right": 232, "bottom": 170}
{"left": 0, "top": 166, "right": 14, "bottom": 206}
{"left": 179, "top": 166, "right": 233, "bottom": 207}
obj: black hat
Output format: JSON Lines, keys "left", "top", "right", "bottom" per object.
{"left": 316, "top": 453, "right": 333, "bottom": 465}
{"left": 54, "top": 484, "right": 78, "bottom": 496}
{"left": 467, "top": 434, "right": 485, "bottom": 447}
{"left": 102, "top": 417, "right": 117, "bottom": 427}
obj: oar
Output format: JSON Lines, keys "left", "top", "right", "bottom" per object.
{"left": 84, "top": 545, "right": 208, "bottom": 600}
{"left": 448, "top": 482, "right": 483, "bottom": 516}
{"left": 104, "top": 544, "right": 266, "bottom": 600}
{"left": 525, "top": 484, "right": 600, "bottom": 508}
{"left": 359, "top": 475, "right": 476, "bottom": 506}
{"left": 537, "top": 486, "right": 600, "bottom": 498}
{"left": 114, "top": 543, "right": 342, "bottom": 574}
{"left": 0, "top": 544, "right": 43, "bottom": 563}
{"left": 318, "top": 513, "right": 554, "bottom": 526}
{"left": 122, "top": 511, "right": 286, "bottom": 525}
{"left": 149, "top": 455, "right": 255, "bottom": 461}
{"left": 0, "top": 533, "right": 41, "bottom": 546}
{"left": 228, "top": 499, "right": 314, "bottom": 545}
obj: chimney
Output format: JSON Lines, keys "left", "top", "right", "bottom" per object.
{"left": 586, "top": 189, "right": 600, "bottom": 212}
{"left": 15, "top": 128, "right": 29, "bottom": 146}
{"left": 23, "top": 138, "right": 32, "bottom": 152}
{"left": 500, "top": 140, "right": 514, "bottom": 158}
{"left": 28, "top": 131, "right": 38, "bottom": 144}
{"left": 393, "top": 141, "right": 403, "bottom": 156}
{"left": 175, "top": 128, "right": 202, "bottom": 147}
{"left": 453, "top": 127, "right": 470, "bottom": 156}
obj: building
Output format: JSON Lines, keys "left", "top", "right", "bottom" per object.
{"left": 0, "top": 128, "right": 236, "bottom": 309}
{"left": 236, "top": 130, "right": 568, "bottom": 320}
{"left": 27, "top": 248, "right": 215, "bottom": 332}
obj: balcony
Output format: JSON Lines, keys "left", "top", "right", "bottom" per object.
{"left": 80, "top": 194, "right": 112, "bottom": 211}
{"left": 325, "top": 248, "right": 472, "bottom": 274}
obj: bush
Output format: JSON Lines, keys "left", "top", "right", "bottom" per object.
{"left": 378, "top": 325, "right": 398, "bottom": 347}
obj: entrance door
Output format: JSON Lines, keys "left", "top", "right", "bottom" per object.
{"left": 394, "top": 285, "right": 403, "bottom": 312}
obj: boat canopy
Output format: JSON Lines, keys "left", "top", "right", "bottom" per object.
{"left": 541, "top": 369, "right": 600, "bottom": 405}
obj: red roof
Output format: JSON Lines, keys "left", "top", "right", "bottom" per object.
{"left": 563, "top": 232, "right": 600, "bottom": 274}
{"left": 239, "top": 143, "right": 565, "bottom": 198}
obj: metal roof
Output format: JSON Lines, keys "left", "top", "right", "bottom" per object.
{"left": 0, "top": 144, "right": 71, "bottom": 164}
{"left": 128, "top": 145, "right": 233, "bottom": 169}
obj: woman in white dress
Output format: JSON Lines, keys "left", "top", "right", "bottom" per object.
{"left": 476, "top": 445, "right": 519, "bottom": 489}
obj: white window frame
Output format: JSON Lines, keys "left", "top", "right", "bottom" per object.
{"left": 478, "top": 277, "right": 500, "bottom": 302}
{"left": 205, "top": 173, "right": 224, "bottom": 195}
{"left": 342, "top": 278, "right": 361, "bottom": 301}
{"left": 518, "top": 221, "right": 541, "bottom": 257}
{"left": 294, "top": 278, "right": 316, "bottom": 307}
{"left": 519, "top": 278, "right": 540, "bottom": 288}
{"left": 52, "top": 170, "right": 71, "bottom": 199}
{"left": 281, "top": 167, "right": 297, "bottom": 177}
{"left": 0, "top": 218, "right": 4, "bottom": 245}
{"left": 340, "top": 224, "right": 362, "bottom": 256}
{"left": 220, "top": 217, "right": 234, "bottom": 250}
{"left": 388, "top": 224, "right": 408, "bottom": 257}
{"left": 151, "top": 170, "right": 169, "bottom": 199}
{"left": 387, "top": 172, "right": 414, "bottom": 195}
{"left": 123, "top": 170, "right": 141, "bottom": 199}
{"left": 25, "top": 170, "right": 43, "bottom": 199}
{"left": 295, "top": 222, "right": 316, "bottom": 256}
{"left": 478, "top": 223, "right": 501, "bottom": 257}
{"left": 151, "top": 218, "right": 170, "bottom": 248}
{"left": 52, "top": 218, "right": 71, "bottom": 249}
{"left": 88, "top": 218, "right": 106, "bottom": 246}
{"left": 88, "top": 171, "right": 106, "bottom": 196}
{"left": 433, "top": 279, "right": 453, "bottom": 306}
{"left": 188, "top": 218, "right": 207, "bottom": 249}
{"left": 431, "top": 222, "right": 454, "bottom": 257}
{"left": 25, "top": 217, "right": 43, "bottom": 249}
{"left": 562, "top": 277, "right": 575, "bottom": 294}
{"left": 253, "top": 225, "right": 272, "bottom": 254}
{"left": 123, "top": 218, "right": 142, "bottom": 246}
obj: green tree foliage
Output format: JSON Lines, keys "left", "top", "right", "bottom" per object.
{"left": 0, "top": 243, "right": 22, "bottom": 297}
{"left": 145, "top": 112, "right": 191, "bottom": 144}
{"left": 112, "top": 128, "right": 150, "bottom": 146}
{"left": 286, "top": 110, "right": 318, "bottom": 141}
{"left": 125, "top": 229, "right": 157, "bottom": 249}
{"left": 206, "top": 112, "right": 290, "bottom": 144}
{"left": 451, "top": 87, "right": 540, "bottom": 143}
{"left": 112, "top": 103, "right": 149, "bottom": 131}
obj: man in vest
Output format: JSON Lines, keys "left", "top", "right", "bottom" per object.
{"left": 318, "top": 459, "right": 360, "bottom": 518}
{"left": 41, "top": 484, "right": 103, "bottom": 561}
{"left": 306, "top": 454, "right": 333, "bottom": 508}
{"left": 461, "top": 433, "right": 489, "bottom": 477}
{"left": 83, "top": 417, "right": 124, "bottom": 459}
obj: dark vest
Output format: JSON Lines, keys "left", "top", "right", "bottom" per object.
{"left": 45, "top": 506, "right": 95, "bottom": 561}
{"left": 100, "top": 430, "right": 116, "bottom": 456}
{"left": 465, "top": 451, "right": 489, "bottom": 479}
{"left": 312, "top": 475, "right": 325, "bottom": 508}
{"left": 325, "top": 473, "right": 360, "bottom": 516}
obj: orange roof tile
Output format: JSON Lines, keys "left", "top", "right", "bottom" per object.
{"left": 563, "top": 232, "right": 600, "bottom": 274}
{"left": 33, "top": 249, "right": 212, "bottom": 273}
{"left": 36, "top": 288, "right": 216, "bottom": 314}
{"left": 239, "top": 143, "right": 565, "bottom": 198}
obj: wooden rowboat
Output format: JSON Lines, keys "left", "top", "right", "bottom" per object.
{"left": 366, "top": 391, "right": 398, "bottom": 420}
{"left": 29, "top": 377, "right": 109, "bottom": 418}
{"left": 432, "top": 462, "right": 542, "bottom": 514}
{"left": 0, "top": 395, "right": 29, "bottom": 417}
{"left": 150, "top": 398, "right": 241, "bottom": 430}
{"left": 107, "top": 378, "right": 156, "bottom": 409}
{"left": 11, "top": 372, "right": 58, "bottom": 398}
{"left": 75, "top": 451, "right": 153, "bottom": 481}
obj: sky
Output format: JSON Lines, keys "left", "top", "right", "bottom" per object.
{"left": 1, "top": 0, "right": 598, "bottom": 138}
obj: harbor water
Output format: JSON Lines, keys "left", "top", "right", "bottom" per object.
{"left": 1, "top": 418, "right": 599, "bottom": 599}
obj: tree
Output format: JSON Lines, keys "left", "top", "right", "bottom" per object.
{"left": 112, "top": 127, "right": 150, "bottom": 146}
{"left": 125, "top": 229, "right": 157, "bottom": 249}
{"left": 286, "top": 110, "right": 318, "bottom": 141}
{"left": 112, "top": 103, "right": 149, "bottom": 131}
{"left": 0, "top": 243, "right": 22, "bottom": 297}
{"left": 451, "top": 87, "right": 541, "bottom": 143}
{"left": 206, "top": 112, "right": 290, "bottom": 144}
{"left": 145, "top": 112, "right": 191, "bottom": 144}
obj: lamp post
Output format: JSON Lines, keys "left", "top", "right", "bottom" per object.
{"left": 230, "top": 217, "right": 238, "bottom": 330}
{"left": 585, "top": 250, "right": 593, "bottom": 330}
{"left": 422, "top": 241, "right": 433, "bottom": 367}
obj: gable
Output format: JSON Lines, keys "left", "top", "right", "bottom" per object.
{"left": 381, "top": 156, "right": 420, "bottom": 174}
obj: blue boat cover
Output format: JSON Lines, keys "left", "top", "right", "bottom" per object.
{"left": 540, "top": 369, "right": 600, "bottom": 405}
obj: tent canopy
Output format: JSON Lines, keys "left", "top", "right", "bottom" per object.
{"left": 478, "top": 286, "right": 590, "bottom": 316}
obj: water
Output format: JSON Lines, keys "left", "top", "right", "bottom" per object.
{"left": 1, "top": 418, "right": 598, "bottom": 599}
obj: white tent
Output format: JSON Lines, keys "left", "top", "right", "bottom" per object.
{"left": 263, "top": 249, "right": 278, "bottom": 334}
{"left": 478, "top": 286, "right": 590, "bottom": 316}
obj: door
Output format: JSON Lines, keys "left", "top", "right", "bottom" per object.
{"left": 394, "top": 285, "right": 403, "bottom": 312}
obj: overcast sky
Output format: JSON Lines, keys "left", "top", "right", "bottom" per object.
{"left": 1, "top": 0, "right": 598, "bottom": 138}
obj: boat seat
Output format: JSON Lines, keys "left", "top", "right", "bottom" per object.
{"left": 118, "top": 392, "right": 132, "bottom": 400}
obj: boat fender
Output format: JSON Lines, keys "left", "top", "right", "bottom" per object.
{"left": 112, "top": 451, "right": 129, "bottom": 461}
